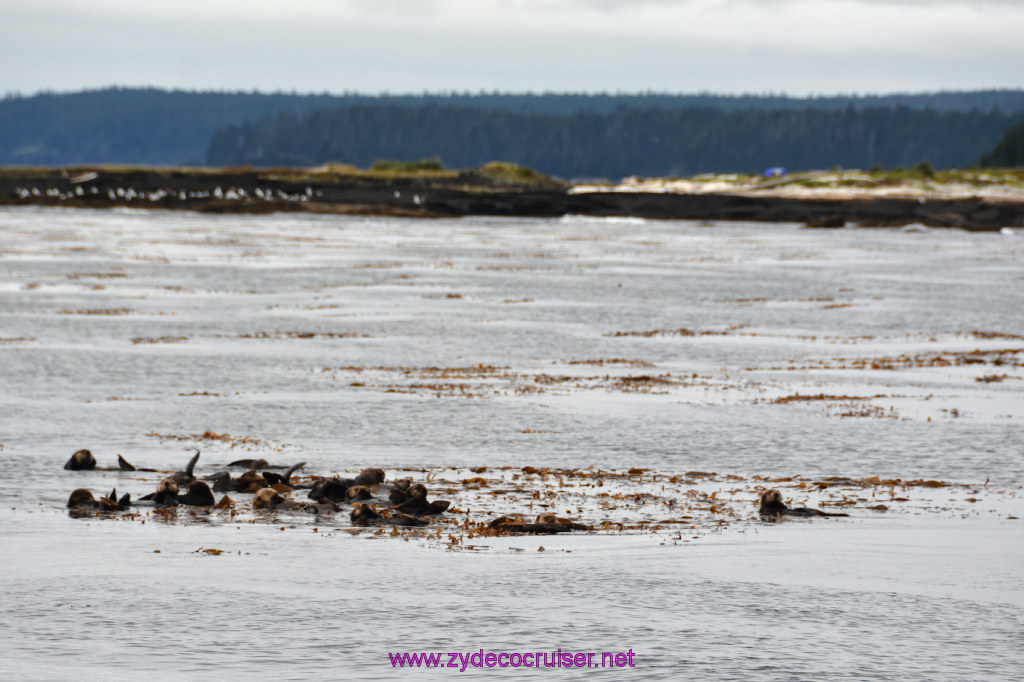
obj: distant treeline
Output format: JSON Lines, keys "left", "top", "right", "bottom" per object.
{"left": 980, "top": 118, "right": 1024, "bottom": 167}
{"left": 2, "top": 87, "right": 1023, "bottom": 174}
{"left": 207, "top": 104, "right": 1016, "bottom": 178}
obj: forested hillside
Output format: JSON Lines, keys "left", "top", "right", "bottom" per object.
{"left": 0, "top": 88, "right": 343, "bottom": 166}
{"left": 979, "top": 116, "right": 1024, "bottom": 167}
{"left": 206, "top": 105, "right": 1014, "bottom": 178}
{"left": 2, "top": 87, "right": 1022, "bottom": 173}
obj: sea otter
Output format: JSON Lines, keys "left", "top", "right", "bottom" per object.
{"left": 353, "top": 467, "right": 385, "bottom": 486}
{"left": 153, "top": 477, "right": 180, "bottom": 505}
{"left": 307, "top": 476, "right": 354, "bottom": 503}
{"left": 249, "top": 488, "right": 337, "bottom": 514}
{"left": 388, "top": 478, "right": 413, "bottom": 504}
{"left": 67, "top": 487, "right": 130, "bottom": 511}
{"left": 168, "top": 450, "right": 201, "bottom": 486}
{"left": 350, "top": 502, "right": 380, "bottom": 525}
{"left": 179, "top": 480, "right": 215, "bottom": 506}
{"left": 758, "top": 489, "right": 850, "bottom": 518}
{"left": 345, "top": 485, "right": 374, "bottom": 502}
{"left": 227, "top": 458, "right": 270, "bottom": 469}
{"left": 253, "top": 487, "right": 286, "bottom": 509}
{"left": 488, "top": 513, "right": 589, "bottom": 534}
{"left": 261, "top": 461, "right": 306, "bottom": 486}
{"left": 63, "top": 449, "right": 160, "bottom": 472}
{"left": 63, "top": 449, "right": 96, "bottom": 470}
{"left": 350, "top": 502, "right": 427, "bottom": 527}
{"left": 396, "top": 483, "right": 450, "bottom": 515}
{"left": 205, "top": 469, "right": 269, "bottom": 493}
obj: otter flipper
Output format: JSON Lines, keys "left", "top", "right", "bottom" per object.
{"left": 185, "top": 450, "right": 200, "bottom": 477}
{"left": 283, "top": 461, "right": 305, "bottom": 484}
{"left": 117, "top": 454, "right": 136, "bottom": 471}
{"left": 263, "top": 461, "right": 306, "bottom": 486}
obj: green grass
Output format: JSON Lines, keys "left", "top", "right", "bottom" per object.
{"left": 370, "top": 158, "right": 446, "bottom": 174}
{"left": 477, "top": 161, "right": 553, "bottom": 184}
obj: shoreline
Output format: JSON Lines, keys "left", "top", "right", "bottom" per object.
{"left": 2, "top": 165, "right": 1023, "bottom": 231}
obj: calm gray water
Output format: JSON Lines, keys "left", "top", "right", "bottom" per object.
{"left": 1, "top": 207, "right": 1022, "bottom": 680}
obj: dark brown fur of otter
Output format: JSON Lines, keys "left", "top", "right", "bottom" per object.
{"left": 205, "top": 471, "right": 233, "bottom": 493}
{"left": 758, "top": 489, "right": 850, "bottom": 518}
{"left": 262, "top": 461, "right": 306, "bottom": 486}
{"left": 272, "top": 499, "right": 340, "bottom": 514}
{"left": 397, "top": 498, "right": 450, "bottom": 515}
{"left": 64, "top": 449, "right": 96, "bottom": 470}
{"left": 180, "top": 480, "right": 215, "bottom": 506}
{"left": 350, "top": 503, "right": 427, "bottom": 527}
{"left": 146, "top": 477, "right": 180, "bottom": 506}
{"left": 68, "top": 488, "right": 97, "bottom": 508}
{"left": 396, "top": 483, "right": 450, "bottom": 515}
{"left": 68, "top": 487, "right": 130, "bottom": 511}
{"left": 350, "top": 502, "right": 380, "bottom": 526}
{"left": 345, "top": 485, "right": 373, "bottom": 502}
{"left": 228, "top": 458, "right": 270, "bottom": 469}
{"left": 389, "top": 513, "right": 429, "bottom": 527}
{"left": 353, "top": 467, "right": 385, "bottom": 486}
{"left": 234, "top": 470, "right": 269, "bottom": 492}
{"left": 488, "top": 513, "right": 589, "bottom": 534}
{"left": 308, "top": 477, "right": 351, "bottom": 502}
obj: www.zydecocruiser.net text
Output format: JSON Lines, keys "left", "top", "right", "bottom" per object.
{"left": 389, "top": 649, "right": 637, "bottom": 671}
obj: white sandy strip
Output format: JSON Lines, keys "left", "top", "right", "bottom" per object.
{"left": 570, "top": 176, "right": 1024, "bottom": 201}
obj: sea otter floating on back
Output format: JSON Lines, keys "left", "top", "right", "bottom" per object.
{"left": 67, "top": 487, "right": 130, "bottom": 511}
{"left": 758, "top": 489, "right": 849, "bottom": 518}
{"left": 63, "top": 449, "right": 157, "bottom": 471}
{"left": 64, "top": 449, "right": 97, "bottom": 470}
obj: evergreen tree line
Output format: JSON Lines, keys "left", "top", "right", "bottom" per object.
{"left": 206, "top": 104, "right": 1016, "bottom": 178}
{"left": 2, "top": 87, "right": 1023, "bottom": 168}
{"left": 980, "top": 118, "right": 1024, "bottom": 167}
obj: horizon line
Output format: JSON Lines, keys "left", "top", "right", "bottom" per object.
{"left": 5, "top": 84, "right": 1024, "bottom": 101}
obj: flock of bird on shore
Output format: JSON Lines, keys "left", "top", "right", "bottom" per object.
{"left": 63, "top": 448, "right": 847, "bottom": 534}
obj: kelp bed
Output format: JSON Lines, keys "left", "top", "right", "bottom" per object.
{"left": 66, "top": 460, "right": 1019, "bottom": 552}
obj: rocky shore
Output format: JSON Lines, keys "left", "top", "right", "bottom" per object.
{"left": 2, "top": 166, "right": 1023, "bottom": 231}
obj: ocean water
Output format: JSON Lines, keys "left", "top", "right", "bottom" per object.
{"left": 1, "top": 207, "right": 1022, "bottom": 680}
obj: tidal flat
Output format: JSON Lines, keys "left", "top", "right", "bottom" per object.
{"left": 1, "top": 207, "right": 1022, "bottom": 679}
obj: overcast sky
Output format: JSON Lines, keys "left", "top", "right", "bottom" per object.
{"left": 3, "top": 0, "right": 1023, "bottom": 96}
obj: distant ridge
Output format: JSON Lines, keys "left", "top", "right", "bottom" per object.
{"left": 2, "top": 86, "right": 1023, "bottom": 172}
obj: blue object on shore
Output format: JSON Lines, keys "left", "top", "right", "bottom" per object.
{"left": 764, "top": 167, "right": 786, "bottom": 178}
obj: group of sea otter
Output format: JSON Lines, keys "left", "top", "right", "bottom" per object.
{"left": 64, "top": 447, "right": 849, "bottom": 530}
{"left": 63, "top": 448, "right": 456, "bottom": 527}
